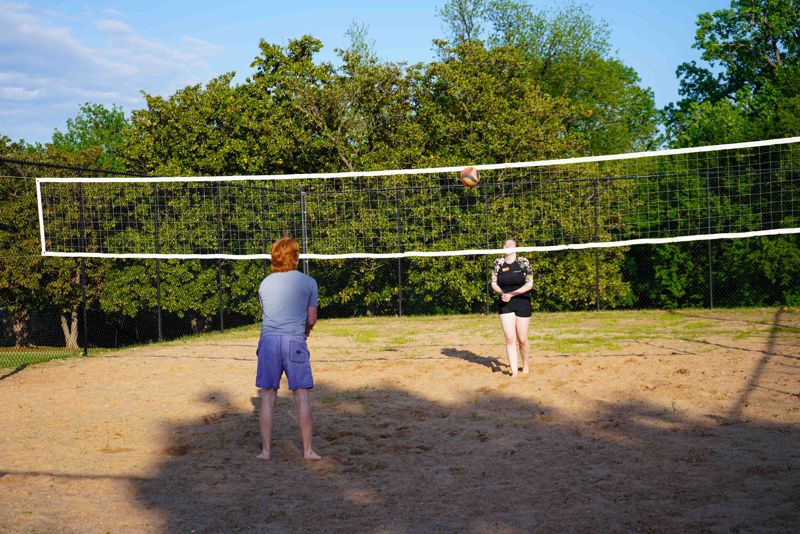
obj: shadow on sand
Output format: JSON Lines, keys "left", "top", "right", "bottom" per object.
{"left": 129, "top": 373, "right": 799, "bottom": 532}
{"left": 441, "top": 347, "right": 507, "bottom": 374}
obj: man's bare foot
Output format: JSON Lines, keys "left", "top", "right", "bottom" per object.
{"left": 303, "top": 450, "right": 322, "bottom": 461}
{"left": 522, "top": 366, "right": 530, "bottom": 374}
{"left": 510, "top": 372, "right": 518, "bottom": 378}
{"left": 256, "top": 450, "right": 271, "bottom": 461}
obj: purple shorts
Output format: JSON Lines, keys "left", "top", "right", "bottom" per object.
{"left": 256, "top": 335, "right": 314, "bottom": 391}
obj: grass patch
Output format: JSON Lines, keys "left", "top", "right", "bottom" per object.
{"left": 535, "top": 334, "right": 620, "bottom": 353}
{"left": 681, "top": 321, "right": 717, "bottom": 330}
{"left": 322, "top": 325, "right": 380, "bottom": 344}
{"left": 773, "top": 325, "right": 800, "bottom": 334}
{"left": 0, "top": 347, "right": 78, "bottom": 369}
{"left": 3, "top": 307, "right": 792, "bottom": 371}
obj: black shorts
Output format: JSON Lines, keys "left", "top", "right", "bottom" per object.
{"left": 498, "top": 297, "right": 531, "bottom": 317}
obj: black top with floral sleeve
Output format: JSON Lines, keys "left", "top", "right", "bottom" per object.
{"left": 491, "top": 257, "right": 533, "bottom": 300}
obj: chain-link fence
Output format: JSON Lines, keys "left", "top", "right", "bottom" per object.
{"left": 2, "top": 154, "right": 798, "bottom": 370}
{"left": 3, "top": 235, "right": 798, "bottom": 370}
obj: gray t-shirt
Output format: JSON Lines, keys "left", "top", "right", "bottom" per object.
{"left": 258, "top": 270, "right": 319, "bottom": 338}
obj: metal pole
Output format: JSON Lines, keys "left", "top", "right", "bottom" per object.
{"left": 215, "top": 182, "right": 224, "bottom": 331}
{"left": 155, "top": 259, "right": 162, "bottom": 342}
{"left": 260, "top": 189, "right": 269, "bottom": 270}
{"left": 78, "top": 183, "right": 88, "bottom": 356}
{"left": 593, "top": 177, "right": 601, "bottom": 311}
{"left": 395, "top": 190, "right": 403, "bottom": 316}
{"left": 80, "top": 259, "right": 88, "bottom": 356}
{"left": 300, "top": 187, "right": 309, "bottom": 275}
{"left": 484, "top": 183, "right": 491, "bottom": 315}
{"left": 705, "top": 170, "right": 714, "bottom": 309}
{"left": 152, "top": 183, "right": 163, "bottom": 342}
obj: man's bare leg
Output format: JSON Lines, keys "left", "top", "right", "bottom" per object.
{"left": 257, "top": 388, "right": 277, "bottom": 460}
{"left": 293, "top": 388, "right": 321, "bottom": 460}
{"left": 499, "top": 313, "right": 519, "bottom": 377}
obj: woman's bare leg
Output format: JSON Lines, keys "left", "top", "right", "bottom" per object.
{"left": 516, "top": 316, "right": 531, "bottom": 374}
{"left": 499, "top": 312, "right": 519, "bottom": 376}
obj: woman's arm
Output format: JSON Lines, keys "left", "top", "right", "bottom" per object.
{"left": 490, "top": 258, "right": 504, "bottom": 295}
{"left": 505, "top": 257, "right": 533, "bottom": 296}
{"left": 504, "top": 281, "right": 533, "bottom": 297}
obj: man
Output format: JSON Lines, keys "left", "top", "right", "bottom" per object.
{"left": 255, "top": 236, "right": 320, "bottom": 461}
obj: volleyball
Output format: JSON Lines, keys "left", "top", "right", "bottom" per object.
{"left": 460, "top": 166, "right": 480, "bottom": 187}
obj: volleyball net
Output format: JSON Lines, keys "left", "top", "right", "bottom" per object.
{"left": 36, "top": 137, "right": 800, "bottom": 260}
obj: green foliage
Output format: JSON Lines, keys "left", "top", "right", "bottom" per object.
{"left": 438, "top": 0, "right": 659, "bottom": 154}
{"left": 51, "top": 103, "right": 129, "bottom": 171}
{"left": 665, "top": 0, "right": 800, "bottom": 144}
{"left": 0, "top": 138, "right": 114, "bottom": 347}
{"left": 653, "top": 0, "right": 800, "bottom": 309}
{"left": 12, "top": 1, "right": 797, "bottom": 345}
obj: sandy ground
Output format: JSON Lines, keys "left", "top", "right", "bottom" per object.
{"left": 0, "top": 308, "right": 798, "bottom": 533}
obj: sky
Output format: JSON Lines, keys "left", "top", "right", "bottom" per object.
{"left": 0, "top": 0, "right": 732, "bottom": 145}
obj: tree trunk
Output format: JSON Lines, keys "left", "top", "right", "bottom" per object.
{"left": 12, "top": 309, "right": 31, "bottom": 348}
{"left": 60, "top": 309, "right": 79, "bottom": 350}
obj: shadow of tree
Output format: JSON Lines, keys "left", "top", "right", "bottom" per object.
{"left": 0, "top": 364, "right": 26, "bottom": 381}
{"left": 131, "top": 381, "right": 799, "bottom": 532}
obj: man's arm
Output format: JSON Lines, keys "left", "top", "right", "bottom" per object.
{"left": 305, "top": 306, "right": 318, "bottom": 337}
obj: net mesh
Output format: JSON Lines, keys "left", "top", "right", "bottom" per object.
{"left": 37, "top": 138, "right": 800, "bottom": 259}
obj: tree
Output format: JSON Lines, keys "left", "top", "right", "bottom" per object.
{"left": 51, "top": 103, "right": 129, "bottom": 171}
{"left": 439, "top": 0, "right": 487, "bottom": 44}
{"left": 437, "top": 0, "right": 659, "bottom": 154}
{"left": 0, "top": 137, "right": 42, "bottom": 347}
{"left": 652, "top": 0, "right": 800, "bottom": 308}
{"left": 0, "top": 137, "right": 114, "bottom": 349}
{"left": 664, "top": 0, "right": 800, "bottom": 144}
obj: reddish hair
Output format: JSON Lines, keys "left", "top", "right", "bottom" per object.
{"left": 270, "top": 237, "right": 300, "bottom": 272}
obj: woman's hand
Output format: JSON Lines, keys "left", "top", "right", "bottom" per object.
{"left": 501, "top": 292, "right": 512, "bottom": 302}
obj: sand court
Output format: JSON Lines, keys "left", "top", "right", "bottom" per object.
{"left": 1, "top": 309, "right": 798, "bottom": 532}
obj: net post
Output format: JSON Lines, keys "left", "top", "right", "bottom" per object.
{"left": 152, "top": 183, "right": 163, "bottom": 342}
{"left": 78, "top": 183, "right": 88, "bottom": 356}
{"left": 260, "top": 189, "right": 269, "bottom": 271}
{"left": 80, "top": 259, "right": 88, "bottom": 356}
{"left": 483, "top": 183, "right": 491, "bottom": 315}
{"left": 593, "top": 177, "right": 601, "bottom": 311}
{"left": 705, "top": 168, "right": 714, "bottom": 309}
{"left": 395, "top": 189, "right": 403, "bottom": 316}
{"left": 215, "top": 182, "right": 224, "bottom": 332}
{"left": 78, "top": 184, "right": 89, "bottom": 356}
{"left": 300, "top": 186, "right": 309, "bottom": 275}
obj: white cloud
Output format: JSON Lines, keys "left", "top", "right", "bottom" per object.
{"left": 0, "top": 86, "right": 42, "bottom": 101}
{"left": 0, "top": 2, "right": 224, "bottom": 143}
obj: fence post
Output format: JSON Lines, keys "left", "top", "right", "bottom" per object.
{"left": 152, "top": 183, "right": 163, "bottom": 342}
{"left": 215, "top": 182, "right": 224, "bottom": 332}
{"left": 593, "top": 177, "right": 601, "bottom": 311}
{"left": 484, "top": 183, "right": 491, "bottom": 315}
{"left": 260, "top": 189, "right": 269, "bottom": 271}
{"left": 300, "top": 186, "right": 309, "bottom": 275}
{"left": 395, "top": 190, "right": 403, "bottom": 316}
{"left": 80, "top": 259, "right": 88, "bottom": 356}
{"left": 705, "top": 170, "right": 714, "bottom": 309}
{"left": 78, "top": 183, "right": 88, "bottom": 356}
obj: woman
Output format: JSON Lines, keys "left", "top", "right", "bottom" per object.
{"left": 490, "top": 239, "right": 533, "bottom": 377}
{"left": 255, "top": 236, "right": 321, "bottom": 461}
